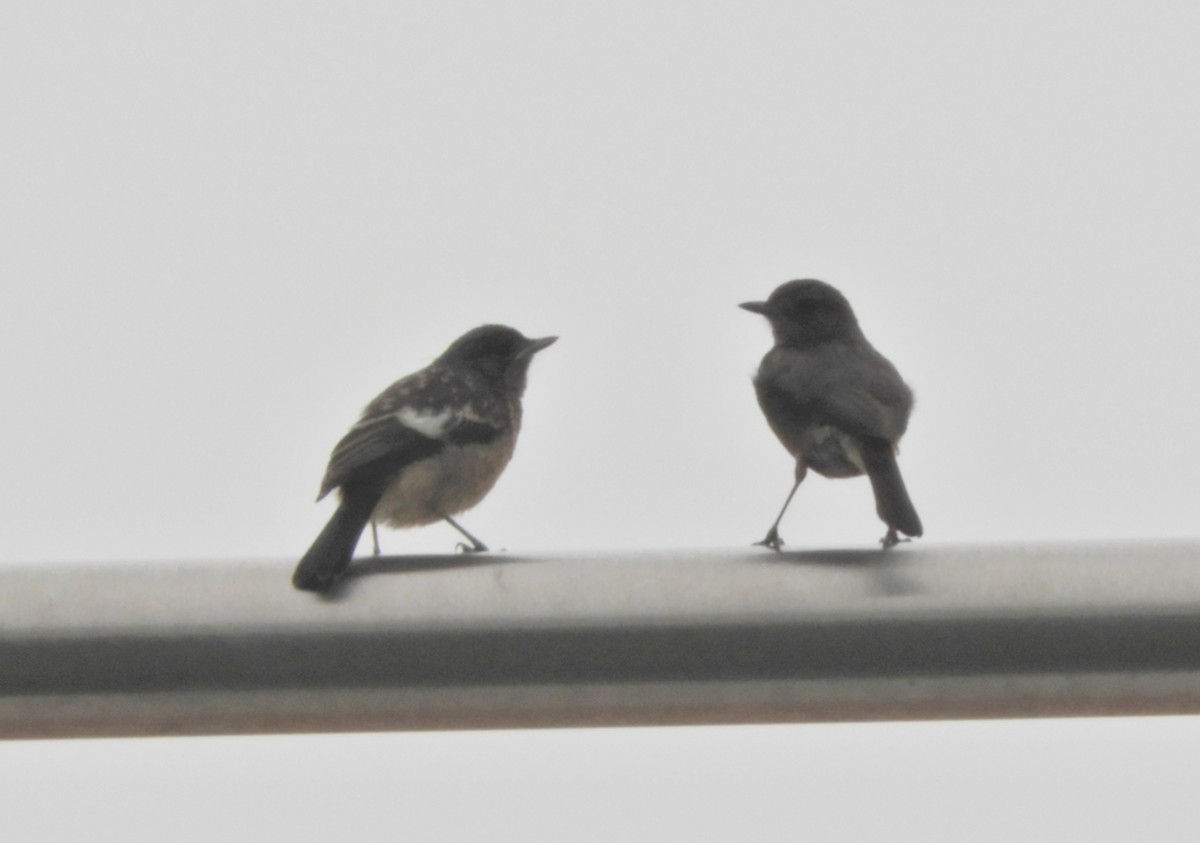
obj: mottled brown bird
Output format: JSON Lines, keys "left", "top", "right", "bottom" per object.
{"left": 293, "top": 325, "right": 556, "bottom": 592}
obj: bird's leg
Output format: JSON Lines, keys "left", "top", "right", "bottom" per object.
{"left": 754, "top": 477, "right": 802, "bottom": 552}
{"left": 444, "top": 515, "right": 489, "bottom": 553}
{"left": 371, "top": 520, "right": 381, "bottom": 556}
{"left": 879, "top": 527, "right": 910, "bottom": 550}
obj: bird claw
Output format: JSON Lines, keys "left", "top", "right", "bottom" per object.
{"left": 753, "top": 529, "right": 785, "bottom": 552}
{"left": 455, "top": 541, "right": 488, "bottom": 554}
{"left": 879, "top": 529, "right": 910, "bottom": 550}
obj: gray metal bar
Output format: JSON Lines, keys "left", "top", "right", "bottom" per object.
{"left": 1, "top": 541, "right": 1198, "bottom": 739}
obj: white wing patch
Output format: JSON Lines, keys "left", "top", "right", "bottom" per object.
{"left": 395, "top": 407, "right": 457, "bottom": 439}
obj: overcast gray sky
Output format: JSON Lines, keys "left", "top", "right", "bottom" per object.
{"left": 2, "top": 2, "right": 1198, "bottom": 839}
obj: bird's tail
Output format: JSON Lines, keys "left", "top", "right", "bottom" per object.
{"left": 860, "top": 439, "right": 923, "bottom": 539}
{"left": 292, "top": 489, "right": 379, "bottom": 592}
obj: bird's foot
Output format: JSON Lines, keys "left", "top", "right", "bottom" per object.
{"left": 455, "top": 541, "right": 489, "bottom": 554}
{"left": 879, "top": 529, "right": 910, "bottom": 550}
{"left": 753, "top": 527, "right": 785, "bottom": 552}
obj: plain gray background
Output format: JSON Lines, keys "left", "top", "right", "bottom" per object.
{"left": 2, "top": 2, "right": 1198, "bottom": 840}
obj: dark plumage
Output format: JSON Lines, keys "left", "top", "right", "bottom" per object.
{"left": 740, "top": 280, "right": 922, "bottom": 550}
{"left": 292, "top": 325, "right": 556, "bottom": 592}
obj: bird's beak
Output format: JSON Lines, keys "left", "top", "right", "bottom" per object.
{"left": 521, "top": 335, "right": 558, "bottom": 356}
{"left": 739, "top": 301, "right": 769, "bottom": 315}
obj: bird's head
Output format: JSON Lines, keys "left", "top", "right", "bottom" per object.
{"left": 440, "top": 325, "right": 557, "bottom": 393}
{"left": 740, "top": 279, "right": 859, "bottom": 346}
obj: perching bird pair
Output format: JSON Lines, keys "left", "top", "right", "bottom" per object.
{"left": 292, "top": 279, "right": 922, "bottom": 592}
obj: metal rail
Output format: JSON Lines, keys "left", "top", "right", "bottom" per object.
{"left": 2, "top": 541, "right": 1198, "bottom": 739}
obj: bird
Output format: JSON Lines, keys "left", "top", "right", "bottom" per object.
{"left": 292, "top": 324, "right": 556, "bottom": 592}
{"left": 740, "top": 279, "right": 922, "bottom": 550}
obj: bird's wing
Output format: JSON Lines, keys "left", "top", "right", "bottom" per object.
{"left": 812, "top": 345, "right": 913, "bottom": 443}
{"left": 317, "top": 368, "right": 510, "bottom": 499}
{"left": 766, "top": 343, "right": 913, "bottom": 444}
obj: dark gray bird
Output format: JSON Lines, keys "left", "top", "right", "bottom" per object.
{"left": 740, "top": 280, "right": 922, "bottom": 550}
{"left": 293, "top": 325, "right": 556, "bottom": 592}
